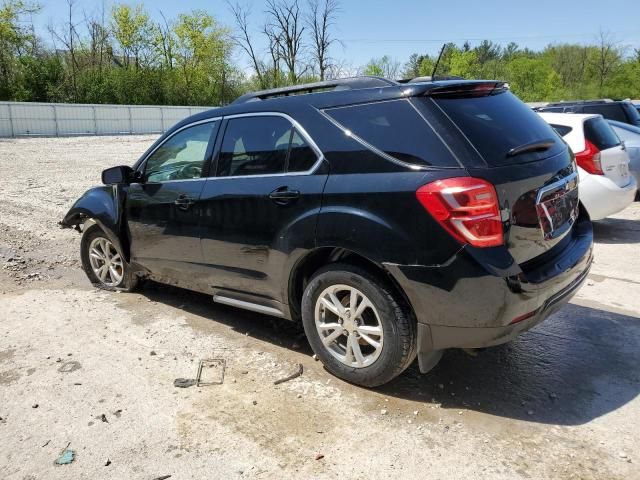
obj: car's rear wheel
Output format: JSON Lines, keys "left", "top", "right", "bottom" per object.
{"left": 81, "top": 225, "right": 138, "bottom": 291}
{"left": 301, "top": 263, "right": 417, "bottom": 387}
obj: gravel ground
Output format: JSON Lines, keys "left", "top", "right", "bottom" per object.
{"left": 1, "top": 135, "right": 639, "bottom": 480}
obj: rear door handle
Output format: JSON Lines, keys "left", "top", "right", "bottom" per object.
{"left": 269, "top": 187, "right": 300, "bottom": 205}
{"left": 174, "top": 194, "right": 196, "bottom": 210}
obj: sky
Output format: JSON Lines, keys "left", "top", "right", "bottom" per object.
{"left": 32, "top": 0, "right": 640, "bottom": 70}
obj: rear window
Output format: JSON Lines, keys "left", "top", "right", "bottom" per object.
{"left": 583, "top": 104, "right": 627, "bottom": 123}
{"left": 584, "top": 116, "right": 621, "bottom": 150}
{"left": 324, "top": 99, "right": 458, "bottom": 167}
{"left": 622, "top": 103, "right": 640, "bottom": 124}
{"left": 431, "top": 91, "right": 564, "bottom": 166}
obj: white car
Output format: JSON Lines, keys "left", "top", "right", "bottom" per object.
{"left": 538, "top": 112, "right": 637, "bottom": 220}
{"left": 607, "top": 119, "right": 640, "bottom": 196}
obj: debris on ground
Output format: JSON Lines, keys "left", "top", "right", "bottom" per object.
{"left": 54, "top": 444, "right": 75, "bottom": 465}
{"left": 380, "top": 409, "right": 388, "bottom": 415}
{"left": 58, "top": 361, "right": 81, "bottom": 373}
{"left": 173, "top": 378, "right": 197, "bottom": 388}
{"left": 150, "top": 351, "right": 157, "bottom": 356}
{"left": 152, "top": 476, "right": 172, "bottom": 480}
{"left": 315, "top": 453, "right": 324, "bottom": 460}
{"left": 99, "top": 414, "right": 108, "bottom": 423}
{"left": 196, "top": 359, "right": 226, "bottom": 386}
{"left": 105, "top": 459, "right": 111, "bottom": 466}
{"left": 113, "top": 409, "right": 122, "bottom": 418}
{"left": 42, "top": 440, "right": 50, "bottom": 447}
{"left": 32, "top": 404, "right": 39, "bottom": 409}
{"left": 273, "top": 363, "right": 303, "bottom": 385}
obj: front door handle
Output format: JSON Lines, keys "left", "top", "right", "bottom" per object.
{"left": 269, "top": 187, "right": 300, "bottom": 205}
{"left": 174, "top": 194, "right": 196, "bottom": 210}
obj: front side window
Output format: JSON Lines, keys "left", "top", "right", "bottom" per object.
{"left": 145, "top": 122, "right": 217, "bottom": 182}
{"left": 217, "top": 116, "right": 318, "bottom": 177}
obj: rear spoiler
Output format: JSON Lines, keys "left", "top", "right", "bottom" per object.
{"left": 424, "top": 81, "right": 509, "bottom": 99}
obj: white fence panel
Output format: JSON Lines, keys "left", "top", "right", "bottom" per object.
{"left": 54, "top": 104, "right": 96, "bottom": 135}
{"left": 95, "top": 105, "right": 131, "bottom": 135}
{"left": 130, "top": 106, "right": 163, "bottom": 134}
{"left": 0, "top": 102, "right": 216, "bottom": 138}
{"left": 9, "top": 103, "right": 57, "bottom": 136}
{"left": 0, "top": 103, "right": 11, "bottom": 137}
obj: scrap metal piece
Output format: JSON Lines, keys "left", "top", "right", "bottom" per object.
{"left": 274, "top": 363, "right": 303, "bottom": 385}
{"left": 195, "top": 359, "right": 226, "bottom": 386}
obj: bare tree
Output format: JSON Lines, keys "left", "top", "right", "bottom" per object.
{"left": 155, "top": 11, "right": 174, "bottom": 70}
{"left": 591, "top": 30, "right": 622, "bottom": 93}
{"left": 306, "top": 0, "right": 339, "bottom": 80}
{"left": 48, "top": 0, "right": 81, "bottom": 99}
{"left": 227, "top": 1, "right": 265, "bottom": 88}
{"left": 265, "top": 0, "right": 306, "bottom": 83}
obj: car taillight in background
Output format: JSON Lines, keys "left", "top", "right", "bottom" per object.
{"left": 416, "top": 177, "right": 503, "bottom": 248}
{"left": 575, "top": 140, "right": 604, "bottom": 175}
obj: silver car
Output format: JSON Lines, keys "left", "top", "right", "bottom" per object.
{"left": 608, "top": 119, "right": 640, "bottom": 199}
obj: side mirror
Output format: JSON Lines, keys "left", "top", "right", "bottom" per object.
{"left": 102, "top": 165, "right": 134, "bottom": 185}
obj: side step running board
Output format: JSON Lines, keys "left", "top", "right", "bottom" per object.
{"left": 212, "top": 294, "right": 285, "bottom": 318}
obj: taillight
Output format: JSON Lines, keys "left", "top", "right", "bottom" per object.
{"left": 575, "top": 140, "right": 603, "bottom": 175}
{"left": 416, "top": 177, "right": 503, "bottom": 248}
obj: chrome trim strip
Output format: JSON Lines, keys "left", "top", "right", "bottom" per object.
{"left": 136, "top": 112, "right": 325, "bottom": 183}
{"left": 213, "top": 295, "right": 284, "bottom": 317}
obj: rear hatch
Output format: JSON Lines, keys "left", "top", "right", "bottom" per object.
{"left": 419, "top": 83, "right": 580, "bottom": 265}
{"left": 583, "top": 116, "right": 631, "bottom": 187}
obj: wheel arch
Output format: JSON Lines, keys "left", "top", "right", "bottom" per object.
{"left": 287, "top": 246, "right": 415, "bottom": 323}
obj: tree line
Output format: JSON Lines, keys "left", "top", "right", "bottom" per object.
{"left": 1, "top": 0, "right": 639, "bottom": 106}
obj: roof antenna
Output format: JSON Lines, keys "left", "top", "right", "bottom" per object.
{"left": 431, "top": 43, "right": 447, "bottom": 80}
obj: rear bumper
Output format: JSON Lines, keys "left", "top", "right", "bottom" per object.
{"left": 384, "top": 215, "right": 593, "bottom": 372}
{"left": 580, "top": 174, "right": 637, "bottom": 220}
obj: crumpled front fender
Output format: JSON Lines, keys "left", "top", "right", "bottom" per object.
{"left": 60, "top": 185, "right": 129, "bottom": 260}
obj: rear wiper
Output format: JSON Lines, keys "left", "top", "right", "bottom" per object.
{"left": 506, "top": 138, "right": 556, "bottom": 158}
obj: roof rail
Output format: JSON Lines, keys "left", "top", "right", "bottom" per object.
{"left": 231, "top": 76, "right": 397, "bottom": 104}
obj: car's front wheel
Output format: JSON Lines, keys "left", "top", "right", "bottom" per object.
{"left": 80, "top": 225, "right": 138, "bottom": 291}
{"left": 301, "top": 263, "right": 417, "bottom": 387}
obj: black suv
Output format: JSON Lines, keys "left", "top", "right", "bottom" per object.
{"left": 62, "top": 77, "right": 593, "bottom": 387}
{"left": 536, "top": 99, "right": 640, "bottom": 127}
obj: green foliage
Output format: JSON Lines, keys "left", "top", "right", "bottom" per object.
{"left": 0, "top": 0, "right": 638, "bottom": 105}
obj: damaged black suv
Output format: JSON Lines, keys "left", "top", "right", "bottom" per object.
{"left": 62, "top": 77, "right": 593, "bottom": 387}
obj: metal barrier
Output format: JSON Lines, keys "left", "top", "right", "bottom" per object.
{"left": 0, "top": 102, "right": 215, "bottom": 137}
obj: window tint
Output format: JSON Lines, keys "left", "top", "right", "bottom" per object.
{"left": 584, "top": 117, "right": 621, "bottom": 150}
{"left": 583, "top": 104, "right": 627, "bottom": 122}
{"left": 287, "top": 129, "right": 318, "bottom": 172}
{"left": 218, "top": 116, "right": 292, "bottom": 177}
{"left": 550, "top": 124, "right": 573, "bottom": 136}
{"left": 145, "top": 122, "right": 216, "bottom": 182}
{"left": 432, "top": 91, "right": 564, "bottom": 165}
{"left": 324, "top": 99, "right": 458, "bottom": 167}
{"left": 541, "top": 107, "right": 565, "bottom": 113}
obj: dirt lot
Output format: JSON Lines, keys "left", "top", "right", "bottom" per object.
{"left": 1, "top": 135, "right": 639, "bottom": 480}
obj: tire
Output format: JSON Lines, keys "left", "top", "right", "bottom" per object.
{"left": 80, "top": 224, "right": 138, "bottom": 292}
{"left": 301, "top": 263, "right": 417, "bottom": 387}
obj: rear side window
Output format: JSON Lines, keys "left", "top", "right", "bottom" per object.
{"left": 583, "top": 104, "right": 627, "bottom": 123}
{"left": 550, "top": 124, "right": 573, "bottom": 136}
{"left": 432, "top": 91, "right": 564, "bottom": 166}
{"left": 324, "top": 99, "right": 458, "bottom": 167}
{"left": 584, "top": 117, "right": 621, "bottom": 150}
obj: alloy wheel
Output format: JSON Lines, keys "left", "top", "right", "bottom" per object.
{"left": 314, "top": 284, "right": 384, "bottom": 368}
{"left": 88, "top": 237, "right": 124, "bottom": 287}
